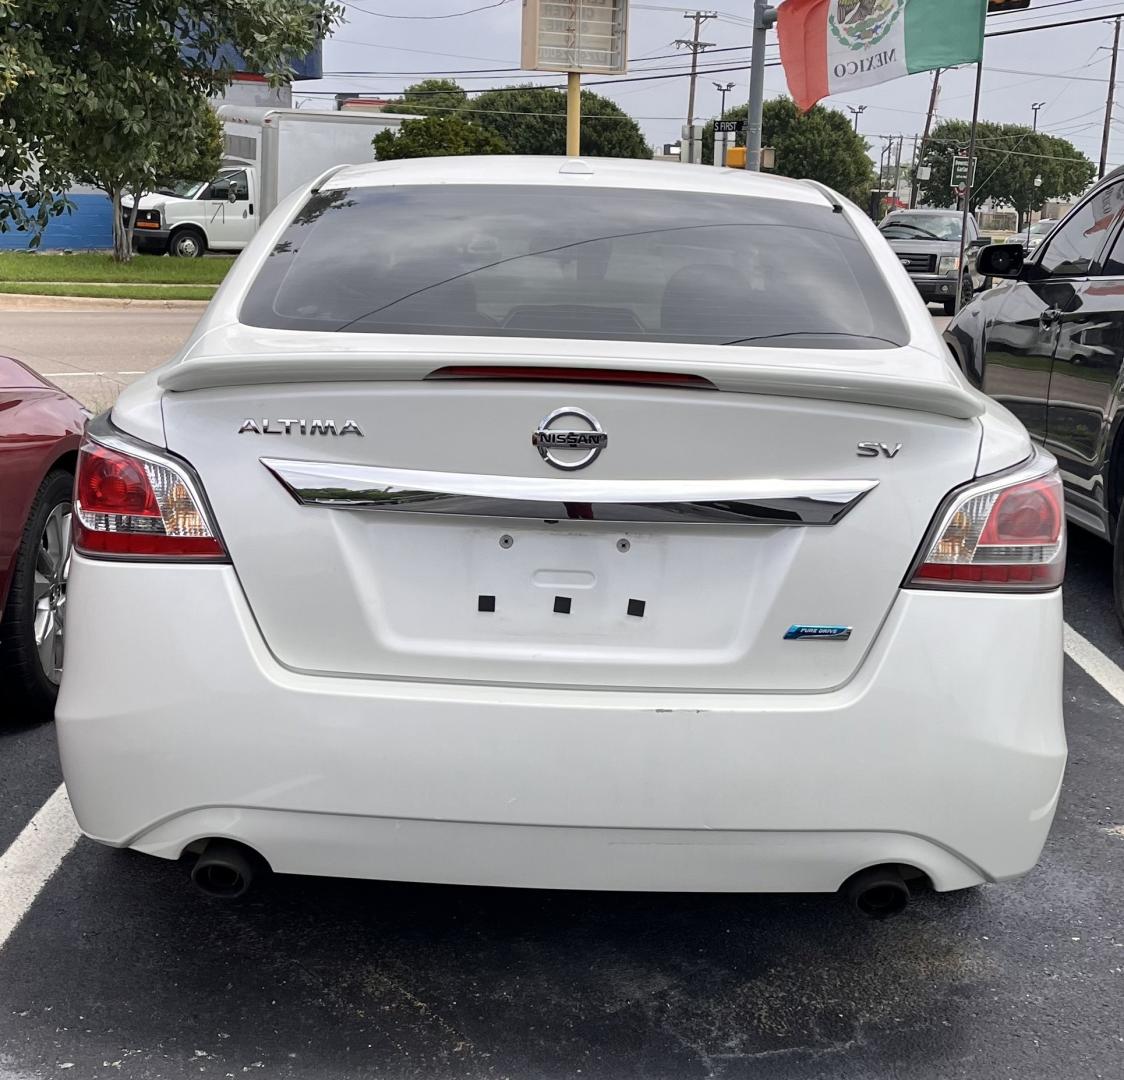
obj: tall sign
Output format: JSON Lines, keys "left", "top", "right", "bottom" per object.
{"left": 521, "top": 0, "right": 629, "bottom": 74}
{"left": 521, "top": 0, "right": 630, "bottom": 157}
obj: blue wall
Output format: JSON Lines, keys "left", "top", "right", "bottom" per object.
{"left": 192, "top": 41, "right": 323, "bottom": 80}
{"left": 0, "top": 192, "right": 112, "bottom": 251}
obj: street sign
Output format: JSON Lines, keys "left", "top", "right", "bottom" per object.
{"left": 521, "top": 0, "right": 629, "bottom": 75}
{"left": 714, "top": 120, "right": 746, "bottom": 134}
{"left": 951, "top": 155, "right": 976, "bottom": 188}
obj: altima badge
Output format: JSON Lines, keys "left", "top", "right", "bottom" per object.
{"left": 238, "top": 419, "right": 364, "bottom": 436}
{"left": 532, "top": 407, "right": 607, "bottom": 471}
{"left": 784, "top": 625, "right": 853, "bottom": 641}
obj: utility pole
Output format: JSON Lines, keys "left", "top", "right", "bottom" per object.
{"left": 1031, "top": 100, "right": 1045, "bottom": 132}
{"left": 677, "top": 11, "right": 716, "bottom": 129}
{"left": 1100, "top": 17, "right": 1121, "bottom": 180}
{"left": 893, "top": 134, "right": 904, "bottom": 206}
{"left": 744, "top": 0, "right": 778, "bottom": 171}
{"left": 847, "top": 105, "right": 867, "bottom": 132}
{"left": 909, "top": 67, "right": 942, "bottom": 208}
{"left": 714, "top": 80, "right": 736, "bottom": 166}
{"left": 714, "top": 80, "right": 735, "bottom": 119}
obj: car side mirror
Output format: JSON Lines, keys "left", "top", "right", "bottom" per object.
{"left": 228, "top": 189, "right": 239, "bottom": 204}
{"left": 976, "top": 243, "right": 1025, "bottom": 279}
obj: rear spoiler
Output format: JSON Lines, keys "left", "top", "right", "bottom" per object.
{"left": 158, "top": 351, "right": 984, "bottom": 420}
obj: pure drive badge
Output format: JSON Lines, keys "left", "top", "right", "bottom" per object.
{"left": 784, "top": 625, "right": 853, "bottom": 641}
{"left": 532, "top": 407, "right": 607, "bottom": 471}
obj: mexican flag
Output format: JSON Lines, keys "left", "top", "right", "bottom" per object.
{"left": 777, "top": 0, "right": 988, "bottom": 112}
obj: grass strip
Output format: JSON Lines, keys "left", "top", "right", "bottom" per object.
{"left": 0, "top": 252, "right": 231, "bottom": 285}
{"left": 0, "top": 282, "right": 217, "bottom": 301}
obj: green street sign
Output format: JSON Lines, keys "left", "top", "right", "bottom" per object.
{"left": 951, "top": 155, "right": 976, "bottom": 187}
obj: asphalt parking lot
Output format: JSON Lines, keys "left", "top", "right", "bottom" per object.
{"left": 1, "top": 307, "right": 1122, "bottom": 1080}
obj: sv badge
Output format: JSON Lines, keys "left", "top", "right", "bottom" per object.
{"left": 857, "top": 441, "right": 902, "bottom": 459}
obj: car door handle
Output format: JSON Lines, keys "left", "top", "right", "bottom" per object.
{"left": 248, "top": 203, "right": 254, "bottom": 215}
{"left": 1040, "top": 308, "right": 1062, "bottom": 330}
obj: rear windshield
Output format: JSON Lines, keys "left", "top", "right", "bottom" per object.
{"left": 240, "top": 184, "right": 908, "bottom": 349}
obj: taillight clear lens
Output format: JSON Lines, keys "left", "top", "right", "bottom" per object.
{"left": 908, "top": 464, "right": 1065, "bottom": 590}
{"left": 74, "top": 439, "right": 226, "bottom": 559}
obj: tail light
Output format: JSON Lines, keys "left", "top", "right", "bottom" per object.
{"left": 74, "top": 435, "right": 226, "bottom": 560}
{"left": 907, "top": 455, "right": 1065, "bottom": 591}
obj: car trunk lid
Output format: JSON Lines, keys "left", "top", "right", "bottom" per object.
{"left": 158, "top": 344, "right": 983, "bottom": 693}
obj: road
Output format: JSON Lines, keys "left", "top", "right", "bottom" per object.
{"left": 0, "top": 308, "right": 201, "bottom": 412}
{"left": 0, "top": 306, "right": 1121, "bottom": 1080}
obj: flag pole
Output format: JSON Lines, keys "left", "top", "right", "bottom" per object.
{"left": 955, "top": 45, "right": 986, "bottom": 316}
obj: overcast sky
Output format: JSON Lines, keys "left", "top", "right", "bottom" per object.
{"left": 294, "top": 0, "right": 1124, "bottom": 171}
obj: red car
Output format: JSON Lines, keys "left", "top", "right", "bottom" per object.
{"left": 0, "top": 356, "right": 85, "bottom": 721}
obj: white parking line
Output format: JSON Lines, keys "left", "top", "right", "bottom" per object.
{"left": 1063, "top": 623, "right": 1124, "bottom": 707}
{"left": 42, "top": 371, "right": 146, "bottom": 378}
{"left": 0, "top": 784, "right": 81, "bottom": 952}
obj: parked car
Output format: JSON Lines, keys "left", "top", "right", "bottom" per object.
{"left": 0, "top": 357, "right": 84, "bottom": 721}
{"left": 879, "top": 209, "right": 990, "bottom": 314}
{"left": 1000, "top": 218, "right": 1058, "bottom": 254}
{"left": 946, "top": 166, "right": 1124, "bottom": 625}
{"left": 57, "top": 157, "right": 1066, "bottom": 918}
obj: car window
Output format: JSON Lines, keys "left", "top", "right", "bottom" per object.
{"left": 203, "top": 170, "right": 249, "bottom": 201}
{"left": 229, "top": 171, "right": 250, "bottom": 201}
{"left": 240, "top": 185, "right": 910, "bottom": 349}
{"left": 1038, "top": 183, "right": 1124, "bottom": 277}
{"left": 1099, "top": 213, "right": 1124, "bottom": 276}
{"left": 880, "top": 214, "right": 964, "bottom": 241}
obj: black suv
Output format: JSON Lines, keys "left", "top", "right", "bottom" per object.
{"left": 945, "top": 167, "right": 1124, "bottom": 622}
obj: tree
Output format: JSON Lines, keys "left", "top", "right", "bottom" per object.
{"left": 465, "top": 86, "right": 651, "bottom": 159}
{"left": 373, "top": 115, "right": 512, "bottom": 160}
{"left": 700, "top": 99, "right": 874, "bottom": 203}
{"left": 382, "top": 79, "right": 468, "bottom": 117}
{"left": 0, "top": 0, "right": 342, "bottom": 253}
{"left": 67, "top": 95, "right": 224, "bottom": 261}
{"left": 917, "top": 120, "right": 1094, "bottom": 225}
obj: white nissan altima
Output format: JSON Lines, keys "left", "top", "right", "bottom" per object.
{"left": 56, "top": 157, "right": 1066, "bottom": 918}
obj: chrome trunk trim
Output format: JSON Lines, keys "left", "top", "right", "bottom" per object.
{"left": 261, "top": 459, "right": 877, "bottom": 527}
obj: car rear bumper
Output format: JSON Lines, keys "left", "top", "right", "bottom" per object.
{"left": 56, "top": 558, "right": 1067, "bottom": 894}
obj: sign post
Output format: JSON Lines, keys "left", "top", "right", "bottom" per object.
{"left": 522, "top": 1, "right": 630, "bottom": 157}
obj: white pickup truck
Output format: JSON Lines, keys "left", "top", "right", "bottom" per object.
{"left": 126, "top": 106, "right": 416, "bottom": 257}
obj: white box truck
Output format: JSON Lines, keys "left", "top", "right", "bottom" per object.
{"left": 125, "top": 106, "right": 417, "bottom": 257}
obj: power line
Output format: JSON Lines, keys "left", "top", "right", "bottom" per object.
{"left": 313, "top": 7, "right": 1124, "bottom": 109}
{"left": 341, "top": 0, "right": 515, "bottom": 18}
{"left": 987, "top": 9, "right": 1124, "bottom": 36}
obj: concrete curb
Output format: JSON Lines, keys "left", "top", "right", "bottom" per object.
{"left": 0, "top": 294, "right": 210, "bottom": 311}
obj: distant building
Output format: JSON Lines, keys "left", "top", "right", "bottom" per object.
{"left": 336, "top": 96, "right": 399, "bottom": 113}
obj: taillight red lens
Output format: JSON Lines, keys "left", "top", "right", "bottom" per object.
{"left": 908, "top": 464, "right": 1065, "bottom": 591}
{"left": 78, "top": 444, "right": 161, "bottom": 520}
{"left": 978, "top": 478, "right": 1061, "bottom": 546}
{"left": 74, "top": 440, "right": 226, "bottom": 560}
